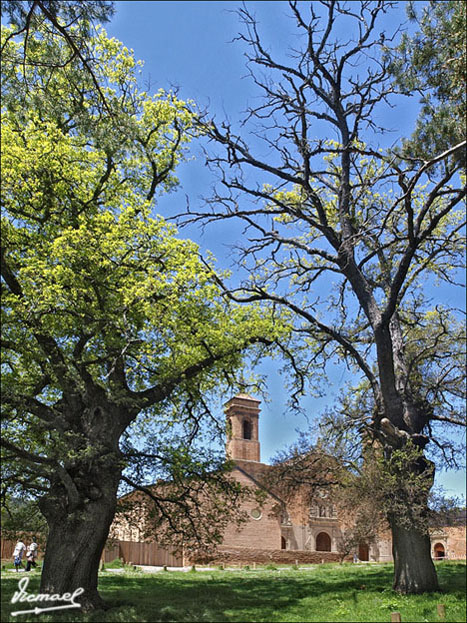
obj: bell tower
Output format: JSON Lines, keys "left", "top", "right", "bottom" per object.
{"left": 225, "top": 394, "right": 261, "bottom": 462}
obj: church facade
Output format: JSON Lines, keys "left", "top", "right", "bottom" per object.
{"left": 111, "top": 394, "right": 465, "bottom": 565}
{"left": 206, "top": 394, "right": 391, "bottom": 564}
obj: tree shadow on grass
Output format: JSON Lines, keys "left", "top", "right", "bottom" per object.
{"left": 104, "top": 564, "right": 466, "bottom": 622}
{"left": 98, "top": 566, "right": 456, "bottom": 622}
{"left": 1, "top": 563, "right": 465, "bottom": 622}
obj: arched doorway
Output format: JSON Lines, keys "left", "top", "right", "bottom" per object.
{"left": 281, "top": 536, "right": 287, "bottom": 550}
{"left": 358, "top": 542, "right": 369, "bottom": 561}
{"left": 315, "top": 532, "right": 331, "bottom": 552}
{"left": 433, "top": 543, "right": 445, "bottom": 559}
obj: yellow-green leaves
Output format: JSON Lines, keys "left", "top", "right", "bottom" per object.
{"left": 1, "top": 22, "right": 279, "bottom": 410}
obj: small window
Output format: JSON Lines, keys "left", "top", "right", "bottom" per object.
{"left": 281, "top": 536, "right": 287, "bottom": 550}
{"left": 250, "top": 508, "right": 262, "bottom": 520}
{"left": 242, "top": 419, "right": 252, "bottom": 440}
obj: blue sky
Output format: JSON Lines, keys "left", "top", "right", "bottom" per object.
{"left": 106, "top": 1, "right": 465, "bottom": 497}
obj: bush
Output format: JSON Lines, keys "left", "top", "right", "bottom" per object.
{"left": 124, "top": 563, "right": 142, "bottom": 573}
{"left": 105, "top": 558, "right": 125, "bottom": 569}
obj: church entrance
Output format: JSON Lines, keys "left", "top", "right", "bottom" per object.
{"left": 433, "top": 543, "right": 445, "bottom": 559}
{"left": 315, "top": 532, "right": 331, "bottom": 552}
{"left": 358, "top": 542, "right": 369, "bottom": 561}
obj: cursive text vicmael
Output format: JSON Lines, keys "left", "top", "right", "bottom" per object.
{"left": 11, "top": 576, "right": 84, "bottom": 605}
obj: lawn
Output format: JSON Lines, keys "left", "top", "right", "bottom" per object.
{"left": 1, "top": 561, "right": 465, "bottom": 622}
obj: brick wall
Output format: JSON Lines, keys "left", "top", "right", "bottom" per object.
{"left": 221, "top": 468, "right": 282, "bottom": 549}
{"left": 225, "top": 395, "right": 261, "bottom": 462}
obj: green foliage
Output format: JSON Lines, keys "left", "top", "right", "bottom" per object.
{"left": 0, "top": 497, "right": 48, "bottom": 543}
{"left": 1, "top": 15, "right": 285, "bottom": 555}
{"left": 389, "top": 1, "right": 466, "bottom": 163}
{"left": 340, "top": 442, "right": 436, "bottom": 533}
{"left": 1, "top": 1, "right": 115, "bottom": 112}
{"left": 2, "top": 1, "right": 114, "bottom": 33}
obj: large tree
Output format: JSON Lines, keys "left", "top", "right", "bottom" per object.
{"left": 1, "top": 20, "right": 279, "bottom": 610}
{"left": 184, "top": 1, "right": 466, "bottom": 593}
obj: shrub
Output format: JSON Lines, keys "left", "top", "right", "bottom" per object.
{"left": 105, "top": 558, "right": 125, "bottom": 569}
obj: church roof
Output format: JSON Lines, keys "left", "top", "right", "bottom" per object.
{"left": 233, "top": 462, "right": 285, "bottom": 505}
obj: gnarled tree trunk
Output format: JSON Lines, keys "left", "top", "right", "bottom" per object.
{"left": 38, "top": 455, "right": 122, "bottom": 611}
{"left": 385, "top": 447, "right": 439, "bottom": 593}
{"left": 390, "top": 516, "right": 439, "bottom": 593}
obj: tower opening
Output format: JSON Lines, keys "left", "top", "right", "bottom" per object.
{"left": 242, "top": 419, "right": 252, "bottom": 440}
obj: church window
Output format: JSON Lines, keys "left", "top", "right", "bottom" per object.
{"left": 250, "top": 508, "right": 262, "bottom": 520}
{"left": 316, "top": 532, "right": 331, "bottom": 551}
{"left": 281, "top": 536, "right": 287, "bottom": 550}
{"left": 242, "top": 419, "right": 252, "bottom": 440}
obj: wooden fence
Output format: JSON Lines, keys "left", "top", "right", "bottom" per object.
{"left": 2, "top": 538, "right": 183, "bottom": 567}
{"left": 103, "top": 540, "right": 183, "bottom": 567}
{"left": 2, "top": 539, "right": 19, "bottom": 560}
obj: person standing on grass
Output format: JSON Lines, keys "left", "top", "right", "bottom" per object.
{"left": 13, "top": 539, "right": 26, "bottom": 572}
{"left": 25, "top": 537, "right": 38, "bottom": 572}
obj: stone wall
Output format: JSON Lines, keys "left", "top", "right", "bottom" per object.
{"left": 190, "top": 546, "right": 344, "bottom": 565}
{"left": 445, "top": 525, "right": 466, "bottom": 558}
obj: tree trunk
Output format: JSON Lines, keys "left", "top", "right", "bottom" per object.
{"left": 38, "top": 464, "right": 121, "bottom": 611}
{"left": 390, "top": 517, "right": 439, "bottom": 593}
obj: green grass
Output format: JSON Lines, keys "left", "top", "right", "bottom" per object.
{"left": 1, "top": 561, "right": 465, "bottom": 622}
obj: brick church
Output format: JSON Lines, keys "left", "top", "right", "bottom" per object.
{"left": 111, "top": 394, "right": 465, "bottom": 565}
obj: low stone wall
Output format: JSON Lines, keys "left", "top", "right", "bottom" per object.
{"left": 191, "top": 547, "right": 343, "bottom": 565}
